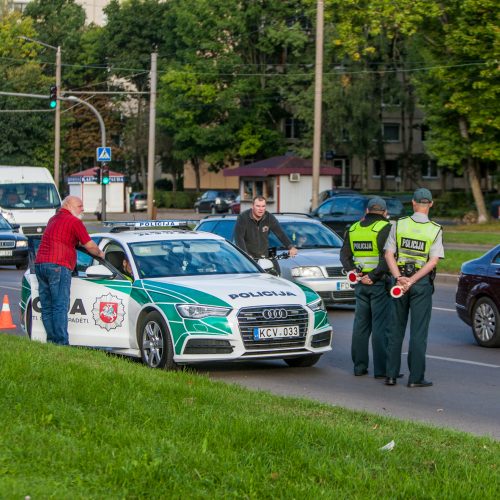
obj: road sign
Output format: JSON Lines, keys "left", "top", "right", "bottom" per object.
{"left": 96, "top": 147, "right": 112, "bottom": 162}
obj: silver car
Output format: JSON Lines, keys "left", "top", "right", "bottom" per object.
{"left": 195, "top": 214, "right": 355, "bottom": 306}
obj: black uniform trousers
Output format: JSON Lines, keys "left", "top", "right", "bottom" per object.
{"left": 352, "top": 280, "right": 390, "bottom": 377}
{"left": 386, "top": 276, "right": 433, "bottom": 384}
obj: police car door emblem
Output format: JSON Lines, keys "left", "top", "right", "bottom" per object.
{"left": 92, "top": 293, "right": 125, "bottom": 331}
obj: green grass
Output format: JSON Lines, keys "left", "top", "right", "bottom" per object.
{"left": 438, "top": 249, "right": 485, "bottom": 274}
{"left": 444, "top": 231, "right": 499, "bottom": 246}
{"left": 0, "top": 335, "right": 499, "bottom": 498}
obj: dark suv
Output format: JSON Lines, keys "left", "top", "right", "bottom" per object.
{"left": 194, "top": 190, "right": 237, "bottom": 214}
{"left": 310, "top": 194, "right": 405, "bottom": 236}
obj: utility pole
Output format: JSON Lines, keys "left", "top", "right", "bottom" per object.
{"left": 147, "top": 52, "right": 157, "bottom": 220}
{"left": 311, "top": 0, "right": 324, "bottom": 211}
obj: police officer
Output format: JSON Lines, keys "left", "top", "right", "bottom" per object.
{"left": 384, "top": 188, "right": 444, "bottom": 388}
{"left": 340, "top": 196, "right": 392, "bottom": 378}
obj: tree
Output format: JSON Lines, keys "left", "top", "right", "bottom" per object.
{"left": 0, "top": 11, "right": 53, "bottom": 167}
{"left": 411, "top": 0, "right": 500, "bottom": 222}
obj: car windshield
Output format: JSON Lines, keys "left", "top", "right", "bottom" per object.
{"left": 0, "top": 183, "right": 60, "bottom": 209}
{"left": 0, "top": 215, "right": 12, "bottom": 230}
{"left": 128, "top": 238, "right": 259, "bottom": 278}
{"left": 197, "top": 219, "right": 343, "bottom": 250}
{"left": 270, "top": 221, "right": 343, "bottom": 250}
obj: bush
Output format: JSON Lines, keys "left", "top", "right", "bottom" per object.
{"left": 155, "top": 190, "right": 198, "bottom": 209}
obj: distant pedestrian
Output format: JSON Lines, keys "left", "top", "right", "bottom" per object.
{"left": 384, "top": 188, "right": 444, "bottom": 388}
{"left": 234, "top": 196, "right": 298, "bottom": 264}
{"left": 340, "top": 196, "right": 392, "bottom": 378}
{"left": 35, "top": 196, "right": 104, "bottom": 345}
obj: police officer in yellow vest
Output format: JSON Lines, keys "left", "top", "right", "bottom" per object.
{"left": 340, "top": 197, "right": 392, "bottom": 378}
{"left": 384, "top": 188, "right": 444, "bottom": 388}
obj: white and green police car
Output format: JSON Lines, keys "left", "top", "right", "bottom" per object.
{"left": 20, "top": 221, "right": 332, "bottom": 369}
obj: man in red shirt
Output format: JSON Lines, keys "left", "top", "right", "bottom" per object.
{"left": 35, "top": 196, "right": 104, "bottom": 345}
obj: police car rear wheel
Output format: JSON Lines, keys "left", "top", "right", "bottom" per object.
{"left": 284, "top": 354, "right": 322, "bottom": 367}
{"left": 139, "top": 311, "right": 176, "bottom": 369}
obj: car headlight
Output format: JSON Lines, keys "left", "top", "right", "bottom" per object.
{"left": 308, "top": 298, "right": 326, "bottom": 312}
{"left": 175, "top": 304, "right": 231, "bottom": 319}
{"left": 291, "top": 266, "right": 324, "bottom": 278}
{"left": 16, "top": 240, "right": 28, "bottom": 248}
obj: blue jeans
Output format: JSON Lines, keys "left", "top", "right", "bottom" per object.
{"left": 35, "top": 263, "right": 72, "bottom": 345}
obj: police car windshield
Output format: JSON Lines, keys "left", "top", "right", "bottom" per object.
{"left": 129, "top": 238, "right": 259, "bottom": 278}
{"left": 270, "top": 221, "right": 343, "bottom": 250}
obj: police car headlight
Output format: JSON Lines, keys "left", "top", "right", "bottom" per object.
{"left": 308, "top": 298, "right": 325, "bottom": 312}
{"left": 291, "top": 266, "right": 324, "bottom": 278}
{"left": 176, "top": 304, "right": 231, "bottom": 319}
{"left": 16, "top": 240, "right": 28, "bottom": 248}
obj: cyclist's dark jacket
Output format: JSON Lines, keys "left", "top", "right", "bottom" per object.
{"left": 233, "top": 209, "right": 293, "bottom": 259}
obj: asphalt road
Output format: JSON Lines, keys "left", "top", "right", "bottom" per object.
{"left": 1, "top": 266, "right": 498, "bottom": 441}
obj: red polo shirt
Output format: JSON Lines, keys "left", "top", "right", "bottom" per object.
{"left": 35, "top": 208, "right": 92, "bottom": 270}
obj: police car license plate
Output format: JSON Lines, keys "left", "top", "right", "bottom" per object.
{"left": 254, "top": 325, "right": 300, "bottom": 340}
{"left": 0, "top": 250, "right": 13, "bottom": 256}
{"left": 336, "top": 281, "right": 351, "bottom": 291}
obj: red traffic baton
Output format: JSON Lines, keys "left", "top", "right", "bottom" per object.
{"left": 390, "top": 285, "right": 404, "bottom": 298}
{"left": 347, "top": 270, "right": 361, "bottom": 284}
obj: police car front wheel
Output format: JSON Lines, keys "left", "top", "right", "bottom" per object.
{"left": 139, "top": 311, "right": 177, "bottom": 369}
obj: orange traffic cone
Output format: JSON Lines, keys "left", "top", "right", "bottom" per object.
{"left": 0, "top": 294, "right": 16, "bottom": 330}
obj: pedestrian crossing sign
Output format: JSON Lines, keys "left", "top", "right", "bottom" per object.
{"left": 97, "top": 147, "right": 112, "bottom": 162}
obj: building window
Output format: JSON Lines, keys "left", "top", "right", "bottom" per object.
{"left": 373, "top": 159, "right": 399, "bottom": 178}
{"left": 421, "top": 159, "right": 438, "bottom": 179}
{"left": 383, "top": 123, "right": 400, "bottom": 142}
{"left": 242, "top": 179, "right": 274, "bottom": 201}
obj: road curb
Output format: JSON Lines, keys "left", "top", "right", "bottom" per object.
{"left": 435, "top": 273, "right": 458, "bottom": 285}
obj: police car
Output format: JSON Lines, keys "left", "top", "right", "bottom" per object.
{"left": 20, "top": 220, "right": 332, "bottom": 369}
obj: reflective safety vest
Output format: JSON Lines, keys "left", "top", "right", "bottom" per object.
{"left": 396, "top": 216, "right": 441, "bottom": 269}
{"left": 349, "top": 219, "right": 390, "bottom": 272}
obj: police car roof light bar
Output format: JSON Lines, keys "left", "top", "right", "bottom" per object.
{"left": 102, "top": 219, "right": 199, "bottom": 230}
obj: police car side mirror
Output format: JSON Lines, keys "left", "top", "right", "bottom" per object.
{"left": 86, "top": 264, "right": 115, "bottom": 279}
{"left": 257, "top": 258, "right": 274, "bottom": 273}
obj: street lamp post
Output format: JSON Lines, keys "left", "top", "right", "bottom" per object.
{"left": 20, "top": 36, "right": 61, "bottom": 189}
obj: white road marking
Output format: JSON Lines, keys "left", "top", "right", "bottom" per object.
{"left": 433, "top": 307, "right": 455, "bottom": 312}
{"left": 403, "top": 352, "right": 500, "bottom": 368}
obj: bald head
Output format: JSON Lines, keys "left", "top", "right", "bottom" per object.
{"left": 62, "top": 196, "right": 84, "bottom": 218}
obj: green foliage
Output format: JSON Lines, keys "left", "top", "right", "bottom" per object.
{"left": 1, "top": 335, "right": 499, "bottom": 497}
{"left": 154, "top": 190, "right": 198, "bottom": 209}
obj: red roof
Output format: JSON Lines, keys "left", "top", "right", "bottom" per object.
{"left": 223, "top": 156, "right": 341, "bottom": 177}
{"left": 67, "top": 167, "right": 124, "bottom": 178}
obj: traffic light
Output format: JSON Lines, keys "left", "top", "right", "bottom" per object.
{"left": 94, "top": 167, "right": 101, "bottom": 184}
{"left": 49, "top": 85, "right": 57, "bottom": 109}
{"left": 101, "top": 166, "right": 110, "bottom": 185}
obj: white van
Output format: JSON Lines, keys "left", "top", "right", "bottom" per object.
{"left": 0, "top": 166, "right": 61, "bottom": 235}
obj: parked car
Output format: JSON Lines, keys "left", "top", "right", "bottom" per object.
{"left": 455, "top": 245, "right": 500, "bottom": 347}
{"left": 130, "top": 192, "right": 147, "bottom": 211}
{"left": 195, "top": 214, "right": 355, "bottom": 306}
{"left": 21, "top": 221, "right": 331, "bottom": 369}
{"left": 229, "top": 195, "right": 241, "bottom": 214}
{"left": 0, "top": 213, "right": 28, "bottom": 269}
{"left": 309, "top": 189, "right": 359, "bottom": 212}
{"left": 310, "top": 194, "right": 405, "bottom": 236}
{"left": 194, "top": 190, "right": 237, "bottom": 214}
